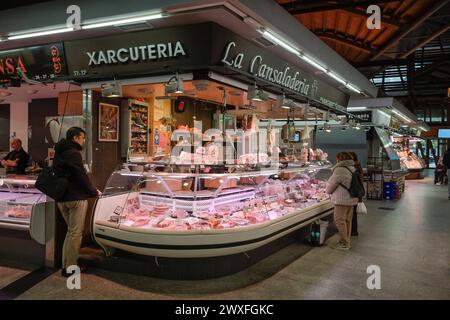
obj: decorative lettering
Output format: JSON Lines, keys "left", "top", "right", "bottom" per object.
{"left": 85, "top": 41, "right": 187, "bottom": 66}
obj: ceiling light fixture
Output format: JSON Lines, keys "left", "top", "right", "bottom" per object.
{"left": 8, "top": 27, "right": 75, "bottom": 40}
{"left": 327, "top": 71, "right": 347, "bottom": 86}
{"left": 277, "top": 94, "right": 294, "bottom": 109}
{"left": 248, "top": 83, "right": 267, "bottom": 102}
{"left": 299, "top": 54, "right": 327, "bottom": 73}
{"left": 82, "top": 12, "right": 164, "bottom": 30}
{"left": 258, "top": 29, "right": 300, "bottom": 55}
{"left": 391, "top": 109, "right": 412, "bottom": 123}
{"left": 347, "top": 107, "right": 368, "bottom": 111}
{"left": 101, "top": 79, "right": 121, "bottom": 98}
{"left": 165, "top": 73, "right": 184, "bottom": 95}
{"left": 259, "top": 28, "right": 365, "bottom": 96}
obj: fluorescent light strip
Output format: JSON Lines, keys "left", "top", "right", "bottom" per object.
{"left": 260, "top": 30, "right": 300, "bottom": 55}
{"left": 82, "top": 13, "right": 163, "bottom": 29}
{"left": 346, "top": 83, "right": 362, "bottom": 94}
{"left": 347, "top": 107, "right": 368, "bottom": 111}
{"left": 378, "top": 110, "right": 391, "bottom": 118}
{"left": 260, "top": 28, "right": 367, "bottom": 96}
{"left": 327, "top": 71, "right": 347, "bottom": 85}
{"left": 392, "top": 110, "right": 412, "bottom": 123}
{"left": 300, "top": 55, "right": 327, "bottom": 73}
{"left": 8, "top": 27, "right": 74, "bottom": 40}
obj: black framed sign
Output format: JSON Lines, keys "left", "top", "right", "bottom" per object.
{"left": 0, "top": 42, "right": 67, "bottom": 84}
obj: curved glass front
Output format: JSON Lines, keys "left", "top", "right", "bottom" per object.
{"left": 94, "top": 163, "right": 332, "bottom": 232}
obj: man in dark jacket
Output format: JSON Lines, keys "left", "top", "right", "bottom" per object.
{"left": 53, "top": 127, "right": 99, "bottom": 277}
{"left": 1, "top": 139, "right": 30, "bottom": 174}
{"left": 443, "top": 148, "right": 450, "bottom": 199}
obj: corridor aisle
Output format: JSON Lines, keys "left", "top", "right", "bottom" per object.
{"left": 6, "top": 175, "right": 450, "bottom": 300}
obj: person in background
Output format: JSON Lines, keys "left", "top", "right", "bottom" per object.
{"left": 52, "top": 127, "right": 100, "bottom": 277}
{"left": 443, "top": 147, "right": 450, "bottom": 199}
{"left": 348, "top": 151, "right": 364, "bottom": 236}
{"left": 1, "top": 139, "right": 30, "bottom": 175}
{"left": 326, "top": 152, "right": 359, "bottom": 250}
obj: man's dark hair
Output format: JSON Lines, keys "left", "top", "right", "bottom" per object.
{"left": 66, "top": 127, "right": 86, "bottom": 141}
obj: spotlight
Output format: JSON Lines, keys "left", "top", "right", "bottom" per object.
{"left": 248, "top": 84, "right": 267, "bottom": 102}
{"left": 277, "top": 94, "right": 294, "bottom": 109}
{"left": 101, "top": 80, "right": 121, "bottom": 98}
{"left": 324, "top": 122, "right": 331, "bottom": 133}
{"left": 355, "top": 122, "right": 361, "bottom": 130}
{"left": 165, "top": 73, "right": 184, "bottom": 95}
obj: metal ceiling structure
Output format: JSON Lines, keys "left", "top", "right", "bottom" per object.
{"left": 278, "top": 0, "right": 450, "bottom": 124}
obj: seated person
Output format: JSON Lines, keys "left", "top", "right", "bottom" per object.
{"left": 1, "top": 139, "right": 30, "bottom": 175}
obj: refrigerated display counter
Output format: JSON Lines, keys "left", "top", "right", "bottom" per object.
{"left": 92, "top": 163, "right": 333, "bottom": 259}
{"left": 0, "top": 175, "right": 56, "bottom": 267}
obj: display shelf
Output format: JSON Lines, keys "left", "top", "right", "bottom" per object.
{"left": 127, "top": 99, "right": 149, "bottom": 156}
{"left": 92, "top": 163, "right": 332, "bottom": 258}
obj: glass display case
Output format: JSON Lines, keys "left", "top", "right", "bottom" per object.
{"left": 0, "top": 175, "right": 57, "bottom": 267}
{"left": 0, "top": 175, "right": 48, "bottom": 230}
{"left": 92, "top": 163, "right": 333, "bottom": 258}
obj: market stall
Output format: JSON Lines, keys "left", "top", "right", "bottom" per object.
{"left": 0, "top": 175, "right": 56, "bottom": 267}
{"left": 93, "top": 162, "right": 332, "bottom": 259}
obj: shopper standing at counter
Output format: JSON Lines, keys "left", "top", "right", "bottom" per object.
{"left": 1, "top": 139, "right": 30, "bottom": 175}
{"left": 326, "top": 152, "right": 359, "bottom": 250}
{"left": 443, "top": 147, "right": 450, "bottom": 199}
{"left": 348, "top": 152, "right": 363, "bottom": 236}
{"left": 53, "top": 127, "right": 100, "bottom": 277}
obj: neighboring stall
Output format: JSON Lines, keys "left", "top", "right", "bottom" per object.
{"left": 347, "top": 97, "right": 431, "bottom": 200}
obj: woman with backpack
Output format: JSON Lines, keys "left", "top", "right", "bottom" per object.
{"left": 326, "top": 152, "right": 359, "bottom": 250}
{"left": 348, "top": 152, "right": 364, "bottom": 236}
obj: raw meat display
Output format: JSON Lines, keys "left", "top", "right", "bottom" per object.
{"left": 397, "top": 150, "right": 425, "bottom": 169}
{"left": 107, "top": 173, "right": 330, "bottom": 231}
{"left": 4, "top": 205, "right": 32, "bottom": 219}
{"left": 239, "top": 153, "right": 270, "bottom": 165}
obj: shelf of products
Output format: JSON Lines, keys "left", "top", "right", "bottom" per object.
{"left": 129, "top": 100, "right": 149, "bottom": 155}
{"left": 93, "top": 162, "right": 333, "bottom": 258}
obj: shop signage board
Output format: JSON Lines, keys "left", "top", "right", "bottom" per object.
{"left": 209, "top": 24, "right": 349, "bottom": 113}
{"left": 64, "top": 23, "right": 349, "bottom": 112}
{"left": 0, "top": 42, "right": 67, "bottom": 84}
{"left": 349, "top": 111, "right": 372, "bottom": 123}
{"left": 64, "top": 24, "right": 212, "bottom": 79}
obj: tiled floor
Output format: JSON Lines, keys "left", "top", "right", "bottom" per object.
{"left": 2, "top": 174, "right": 450, "bottom": 300}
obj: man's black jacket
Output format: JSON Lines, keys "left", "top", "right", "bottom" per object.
{"left": 53, "top": 139, "right": 97, "bottom": 201}
{"left": 444, "top": 150, "right": 450, "bottom": 168}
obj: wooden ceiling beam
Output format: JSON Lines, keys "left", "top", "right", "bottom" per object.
{"left": 314, "top": 31, "right": 375, "bottom": 53}
{"left": 283, "top": 0, "right": 401, "bottom": 15}
{"left": 341, "top": 8, "right": 401, "bottom": 27}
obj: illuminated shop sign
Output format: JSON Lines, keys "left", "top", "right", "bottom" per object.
{"left": 0, "top": 43, "right": 67, "bottom": 83}
{"left": 217, "top": 35, "right": 347, "bottom": 112}
{"left": 63, "top": 22, "right": 349, "bottom": 111}
{"left": 86, "top": 42, "right": 186, "bottom": 66}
